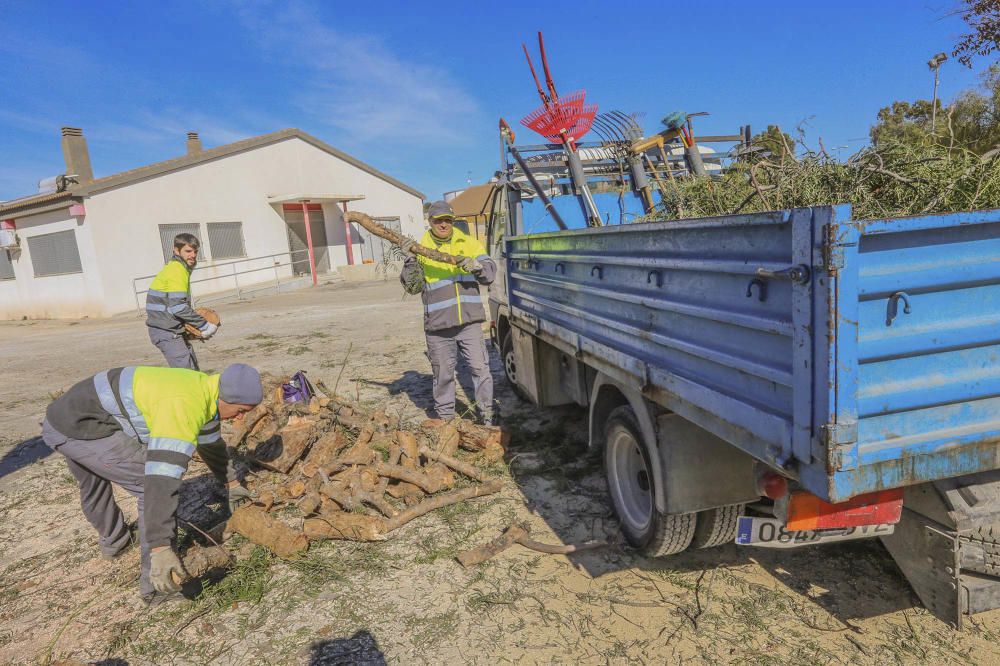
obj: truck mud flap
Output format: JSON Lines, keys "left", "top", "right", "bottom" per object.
{"left": 881, "top": 470, "right": 1000, "bottom": 629}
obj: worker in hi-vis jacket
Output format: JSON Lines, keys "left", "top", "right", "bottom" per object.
{"left": 145, "top": 233, "right": 217, "bottom": 369}
{"left": 41, "top": 363, "right": 262, "bottom": 604}
{"left": 399, "top": 200, "right": 497, "bottom": 425}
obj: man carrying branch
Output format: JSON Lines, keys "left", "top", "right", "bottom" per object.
{"left": 399, "top": 201, "right": 498, "bottom": 425}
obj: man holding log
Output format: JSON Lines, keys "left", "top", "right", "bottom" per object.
{"left": 145, "top": 232, "right": 217, "bottom": 370}
{"left": 41, "top": 363, "right": 263, "bottom": 603}
{"left": 398, "top": 201, "right": 498, "bottom": 425}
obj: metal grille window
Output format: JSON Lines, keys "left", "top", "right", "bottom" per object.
{"left": 207, "top": 222, "right": 247, "bottom": 260}
{"left": 158, "top": 224, "right": 204, "bottom": 263}
{"left": 0, "top": 249, "right": 14, "bottom": 280}
{"left": 28, "top": 230, "right": 83, "bottom": 277}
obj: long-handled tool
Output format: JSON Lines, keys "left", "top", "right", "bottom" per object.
{"left": 500, "top": 119, "right": 567, "bottom": 231}
{"left": 519, "top": 32, "right": 601, "bottom": 226}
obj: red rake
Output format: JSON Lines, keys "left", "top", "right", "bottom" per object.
{"left": 519, "top": 32, "right": 597, "bottom": 146}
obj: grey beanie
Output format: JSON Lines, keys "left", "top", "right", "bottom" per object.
{"left": 219, "top": 364, "right": 263, "bottom": 405}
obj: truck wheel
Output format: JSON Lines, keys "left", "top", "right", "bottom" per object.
{"left": 501, "top": 333, "right": 528, "bottom": 401}
{"left": 604, "top": 405, "right": 695, "bottom": 556}
{"left": 691, "top": 504, "right": 745, "bottom": 549}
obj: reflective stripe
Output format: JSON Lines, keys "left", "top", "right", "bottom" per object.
{"left": 147, "top": 289, "right": 167, "bottom": 298}
{"left": 425, "top": 295, "right": 483, "bottom": 313}
{"left": 426, "top": 275, "right": 479, "bottom": 291}
{"left": 146, "top": 303, "right": 167, "bottom": 312}
{"left": 118, "top": 367, "right": 150, "bottom": 440}
{"left": 198, "top": 432, "right": 221, "bottom": 444}
{"left": 167, "top": 303, "right": 188, "bottom": 314}
{"left": 475, "top": 255, "right": 490, "bottom": 261}
{"left": 144, "top": 461, "right": 185, "bottom": 478}
{"left": 93, "top": 371, "right": 137, "bottom": 438}
{"left": 149, "top": 437, "right": 196, "bottom": 457}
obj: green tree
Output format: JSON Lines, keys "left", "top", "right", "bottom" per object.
{"left": 953, "top": 0, "right": 1000, "bottom": 68}
{"left": 870, "top": 64, "right": 1000, "bottom": 154}
{"left": 751, "top": 125, "right": 795, "bottom": 160}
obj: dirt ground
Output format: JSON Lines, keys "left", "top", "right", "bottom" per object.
{"left": 3, "top": 278, "right": 1000, "bottom": 665}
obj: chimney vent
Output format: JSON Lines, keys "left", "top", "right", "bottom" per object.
{"left": 186, "top": 131, "right": 203, "bottom": 155}
{"left": 60, "top": 126, "right": 93, "bottom": 184}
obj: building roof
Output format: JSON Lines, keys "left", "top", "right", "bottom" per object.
{"left": 449, "top": 183, "right": 497, "bottom": 220}
{"left": 0, "top": 128, "right": 424, "bottom": 218}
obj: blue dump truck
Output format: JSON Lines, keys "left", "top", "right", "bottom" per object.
{"left": 484, "top": 138, "right": 1000, "bottom": 628}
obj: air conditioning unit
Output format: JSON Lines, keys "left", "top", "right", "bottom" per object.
{"left": 0, "top": 220, "right": 19, "bottom": 250}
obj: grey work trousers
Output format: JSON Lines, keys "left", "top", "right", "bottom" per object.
{"left": 41, "top": 419, "right": 156, "bottom": 597}
{"left": 425, "top": 323, "right": 493, "bottom": 421}
{"left": 148, "top": 326, "right": 199, "bottom": 370}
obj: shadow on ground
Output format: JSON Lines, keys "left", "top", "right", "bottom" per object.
{"left": 0, "top": 435, "right": 51, "bottom": 480}
{"left": 496, "top": 376, "right": 920, "bottom": 628}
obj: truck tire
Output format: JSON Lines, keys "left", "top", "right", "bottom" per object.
{"left": 604, "top": 405, "right": 695, "bottom": 556}
{"left": 501, "top": 333, "right": 529, "bottom": 401}
{"left": 960, "top": 524, "right": 1000, "bottom": 576}
{"left": 691, "top": 504, "right": 745, "bottom": 549}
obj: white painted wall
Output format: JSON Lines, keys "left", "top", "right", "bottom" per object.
{"left": 2, "top": 136, "right": 423, "bottom": 319}
{"left": 0, "top": 209, "right": 105, "bottom": 319}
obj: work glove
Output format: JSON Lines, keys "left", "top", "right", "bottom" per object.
{"left": 228, "top": 484, "right": 254, "bottom": 514}
{"left": 399, "top": 238, "right": 417, "bottom": 255}
{"left": 149, "top": 548, "right": 185, "bottom": 594}
{"left": 199, "top": 321, "right": 219, "bottom": 339}
{"left": 456, "top": 256, "right": 483, "bottom": 273}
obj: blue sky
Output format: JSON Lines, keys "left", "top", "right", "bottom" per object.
{"left": 0, "top": 0, "right": 989, "bottom": 202}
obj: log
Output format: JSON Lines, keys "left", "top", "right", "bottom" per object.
{"left": 418, "top": 445, "right": 486, "bottom": 482}
{"left": 383, "top": 480, "right": 503, "bottom": 532}
{"left": 303, "top": 514, "right": 386, "bottom": 541}
{"left": 319, "top": 481, "right": 356, "bottom": 510}
{"left": 374, "top": 462, "right": 440, "bottom": 494}
{"left": 456, "top": 523, "right": 530, "bottom": 567}
{"left": 424, "top": 463, "right": 455, "bottom": 491}
{"left": 298, "top": 493, "right": 322, "bottom": 516}
{"left": 427, "top": 423, "right": 461, "bottom": 456}
{"left": 181, "top": 544, "right": 232, "bottom": 578}
{"left": 345, "top": 210, "right": 460, "bottom": 265}
{"left": 457, "top": 422, "right": 510, "bottom": 453}
{"left": 257, "top": 491, "right": 275, "bottom": 512}
{"left": 227, "top": 505, "right": 309, "bottom": 558}
{"left": 286, "top": 480, "right": 307, "bottom": 499}
{"left": 376, "top": 443, "right": 403, "bottom": 496}
{"left": 354, "top": 489, "right": 399, "bottom": 518}
{"left": 230, "top": 403, "right": 271, "bottom": 446}
{"left": 516, "top": 537, "right": 610, "bottom": 555}
{"left": 253, "top": 421, "right": 317, "bottom": 473}
{"left": 303, "top": 430, "right": 348, "bottom": 467}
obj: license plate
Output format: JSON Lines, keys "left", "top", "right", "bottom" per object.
{"left": 735, "top": 516, "right": 895, "bottom": 548}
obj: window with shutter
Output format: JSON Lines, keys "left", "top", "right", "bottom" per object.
{"left": 0, "top": 249, "right": 14, "bottom": 280}
{"left": 28, "top": 230, "right": 83, "bottom": 277}
{"left": 207, "top": 222, "right": 247, "bottom": 260}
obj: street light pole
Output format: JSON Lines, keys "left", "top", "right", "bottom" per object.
{"left": 928, "top": 52, "right": 948, "bottom": 133}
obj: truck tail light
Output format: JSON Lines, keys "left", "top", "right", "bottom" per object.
{"left": 757, "top": 471, "right": 788, "bottom": 500}
{"left": 786, "top": 488, "right": 903, "bottom": 531}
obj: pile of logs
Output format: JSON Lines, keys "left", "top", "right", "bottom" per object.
{"left": 216, "top": 378, "right": 509, "bottom": 560}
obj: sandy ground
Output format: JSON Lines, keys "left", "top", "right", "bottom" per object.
{"left": 3, "top": 279, "right": 1000, "bottom": 665}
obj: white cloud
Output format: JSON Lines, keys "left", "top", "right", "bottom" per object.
{"left": 231, "top": 0, "right": 479, "bottom": 145}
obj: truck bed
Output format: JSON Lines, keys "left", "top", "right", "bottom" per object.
{"left": 505, "top": 205, "right": 1000, "bottom": 502}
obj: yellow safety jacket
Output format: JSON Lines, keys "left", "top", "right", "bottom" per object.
{"left": 46, "top": 366, "right": 231, "bottom": 547}
{"left": 402, "top": 228, "right": 496, "bottom": 331}
{"left": 146, "top": 256, "right": 207, "bottom": 333}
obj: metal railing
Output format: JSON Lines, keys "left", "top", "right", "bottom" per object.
{"left": 132, "top": 249, "right": 318, "bottom": 316}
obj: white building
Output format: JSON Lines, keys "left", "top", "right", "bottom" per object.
{"left": 0, "top": 127, "right": 425, "bottom": 319}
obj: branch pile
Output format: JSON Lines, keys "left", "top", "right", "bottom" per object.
{"left": 652, "top": 137, "right": 1000, "bottom": 222}
{"left": 221, "top": 377, "right": 509, "bottom": 559}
